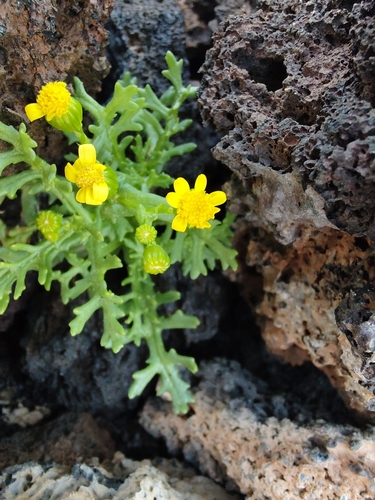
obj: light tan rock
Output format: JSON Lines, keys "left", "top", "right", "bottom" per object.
{"left": 0, "top": 452, "right": 240, "bottom": 500}
{"left": 140, "top": 359, "right": 375, "bottom": 500}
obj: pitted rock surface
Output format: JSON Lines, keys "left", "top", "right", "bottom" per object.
{"left": 0, "top": 412, "right": 115, "bottom": 471}
{"left": 0, "top": 0, "right": 112, "bottom": 122}
{"left": 0, "top": 0, "right": 112, "bottom": 164}
{"left": 106, "top": 0, "right": 187, "bottom": 94}
{"left": 0, "top": 452, "right": 241, "bottom": 500}
{"left": 141, "top": 359, "right": 375, "bottom": 500}
{"left": 241, "top": 226, "right": 375, "bottom": 417}
{"left": 199, "top": 0, "right": 375, "bottom": 418}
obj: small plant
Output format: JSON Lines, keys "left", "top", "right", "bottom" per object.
{"left": 0, "top": 52, "right": 237, "bottom": 413}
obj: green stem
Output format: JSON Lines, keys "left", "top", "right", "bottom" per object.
{"left": 147, "top": 324, "right": 166, "bottom": 365}
{"left": 73, "top": 129, "right": 90, "bottom": 145}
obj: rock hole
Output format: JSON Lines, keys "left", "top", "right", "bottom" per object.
{"left": 232, "top": 49, "right": 287, "bottom": 92}
{"left": 355, "top": 236, "right": 370, "bottom": 251}
{"left": 296, "top": 113, "right": 312, "bottom": 125}
{"left": 279, "top": 267, "right": 294, "bottom": 284}
{"left": 339, "top": 0, "right": 361, "bottom": 9}
{"left": 325, "top": 34, "right": 335, "bottom": 45}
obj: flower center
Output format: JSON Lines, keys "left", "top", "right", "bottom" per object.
{"left": 177, "top": 190, "right": 216, "bottom": 228}
{"left": 76, "top": 164, "right": 105, "bottom": 188}
{"left": 37, "top": 82, "right": 71, "bottom": 118}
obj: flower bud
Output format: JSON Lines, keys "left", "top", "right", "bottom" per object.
{"left": 142, "top": 244, "right": 170, "bottom": 275}
{"left": 48, "top": 97, "right": 83, "bottom": 134}
{"left": 36, "top": 210, "right": 63, "bottom": 242}
{"left": 135, "top": 224, "right": 157, "bottom": 245}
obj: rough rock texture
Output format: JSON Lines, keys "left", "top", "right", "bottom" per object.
{"left": 20, "top": 289, "right": 146, "bottom": 416}
{"left": 0, "top": 0, "right": 112, "bottom": 121}
{"left": 0, "top": 0, "right": 112, "bottom": 167}
{"left": 0, "top": 412, "right": 115, "bottom": 471}
{"left": 141, "top": 359, "right": 375, "bottom": 500}
{"left": 0, "top": 452, "right": 241, "bottom": 500}
{"left": 106, "top": 0, "right": 188, "bottom": 94}
{"left": 199, "top": 0, "right": 375, "bottom": 419}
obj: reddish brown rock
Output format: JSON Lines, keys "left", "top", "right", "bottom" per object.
{"left": 0, "top": 0, "right": 112, "bottom": 159}
{"left": 199, "top": 0, "right": 375, "bottom": 419}
{"left": 0, "top": 0, "right": 112, "bottom": 112}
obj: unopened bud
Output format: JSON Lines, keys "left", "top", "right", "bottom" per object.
{"left": 36, "top": 210, "right": 63, "bottom": 242}
{"left": 135, "top": 224, "right": 157, "bottom": 245}
{"left": 142, "top": 244, "right": 170, "bottom": 275}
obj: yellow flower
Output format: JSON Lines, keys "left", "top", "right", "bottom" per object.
{"left": 25, "top": 81, "right": 83, "bottom": 134}
{"left": 65, "top": 144, "right": 109, "bottom": 205}
{"left": 25, "top": 82, "right": 71, "bottom": 122}
{"left": 166, "top": 174, "right": 227, "bottom": 232}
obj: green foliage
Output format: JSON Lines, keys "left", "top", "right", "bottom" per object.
{"left": 0, "top": 52, "right": 237, "bottom": 413}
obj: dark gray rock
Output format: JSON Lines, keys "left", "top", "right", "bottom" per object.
{"left": 21, "top": 289, "right": 146, "bottom": 416}
{"left": 106, "top": 0, "right": 188, "bottom": 94}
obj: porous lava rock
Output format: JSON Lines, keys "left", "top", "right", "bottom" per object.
{"left": 0, "top": 0, "right": 112, "bottom": 119}
{"left": 141, "top": 359, "right": 375, "bottom": 500}
{"left": 0, "top": 452, "right": 240, "bottom": 500}
{"left": 0, "top": 412, "right": 115, "bottom": 471}
{"left": 0, "top": 0, "right": 112, "bottom": 161}
{"left": 106, "top": 0, "right": 188, "bottom": 94}
{"left": 199, "top": 0, "right": 375, "bottom": 418}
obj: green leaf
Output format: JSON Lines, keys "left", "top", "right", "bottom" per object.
{"left": 128, "top": 331, "right": 198, "bottom": 414}
{"left": 155, "top": 290, "right": 180, "bottom": 305}
{"left": 164, "top": 214, "right": 238, "bottom": 279}
{"left": 0, "top": 150, "right": 29, "bottom": 175}
{"left": 0, "top": 171, "right": 41, "bottom": 199}
{"left": 159, "top": 310, "right": 200, "bottom": 330}
{"left": 101, "top": 296, "right": 128, "bottom": 353}
{"left": 141, "top": 85, "right": 170, "bottom": 117}
{"left": 69, "top": 295, "right": 102, "bottom": 336}
{"left": 162, "top": 51, "right": 184, "bottom": 91}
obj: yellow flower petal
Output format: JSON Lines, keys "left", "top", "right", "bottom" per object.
{"left": 194, "top": 174, "right": 207, "bottom": 192}
{"left": 174, "top": 177, "right": 190, "bottom": 195}
{"left": 83, "top": 187, "right": 103, "bottom": 205}
{"left": 64, "top": 163, "right": 78, "bottom": 183}
{"left": 208, "top": 190, "right": 227, "bottom": 206}
{"left": 76, "top": 187, "right": 88, "bottom": 204}
{"left": 78, "top": 144, "right": 96, "bottom": 165}
{"left": 92, "top": 182, "right": 109, "bottom": 203}
{"left": 172, "top": 215, "right": 187, "bottom": 232}
{"left": 166, "top": 192, "right": 181, "bottom": 208}
{"left": 25, "top": 103, "right": 45, "bottom": 122}
{"left": 201, "top": 220, "right": 211, "bottom": 229}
